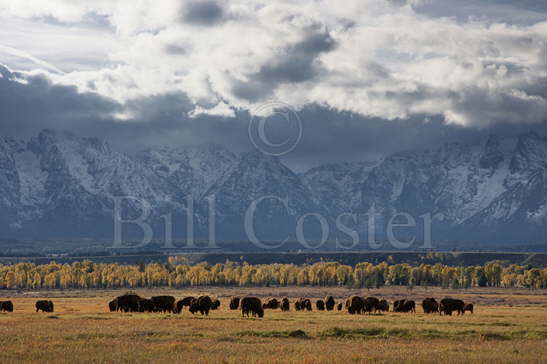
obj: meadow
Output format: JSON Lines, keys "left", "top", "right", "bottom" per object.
{"left": 0, "top": 286, "right": 546, "bottom": 363}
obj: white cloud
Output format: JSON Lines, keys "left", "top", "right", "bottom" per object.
{"left": 0, "top": 0, "right": 546, "bottom": 127}
{"left": 188, "top": 101, "right": 235, "bottom": 118}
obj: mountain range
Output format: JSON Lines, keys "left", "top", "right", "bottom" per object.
{"left": 1, "top": 129, "right": 547, "bottom": 248}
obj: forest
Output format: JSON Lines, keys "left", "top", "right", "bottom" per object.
{"left": 0, "top": 259, "right": 545, "bottom": 290}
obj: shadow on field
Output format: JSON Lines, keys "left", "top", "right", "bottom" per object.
{"left": 233, "top": 327, "right": 547, "bottom": 341}
{"left": 236, "top": 329, "right": 309, "bottom": 339}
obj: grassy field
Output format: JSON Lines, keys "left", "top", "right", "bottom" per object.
{"left": 1, "top": 287, "right": 546, "bottom": 363}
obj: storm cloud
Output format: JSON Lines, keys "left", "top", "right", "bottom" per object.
{"left": 0, "top": 1, "right": 547, "bottom": 170}
{"left": 2, "top": 64, "right": 547, "bottom": 173}
{"left": 181, "top": 1, "right": 225, "bottom": 26}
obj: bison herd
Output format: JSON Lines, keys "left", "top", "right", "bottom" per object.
{"left": 0, "top": 295, "right": 474, "bottom": 317}
{"left": 108, "top": 294, "right": 221, "bottom": 316}
{"left": 220, "top": 295, "right": 474, "bottom": 318}
{"left": 0, "top": 300, "right": 53, "bottom": 313}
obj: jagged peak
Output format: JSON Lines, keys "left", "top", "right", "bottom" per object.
{"left": 514, "top": 131, "right": 547, "bottom": 152}
{"left": 519, "top": 130, "right": 542, "bottom": 141}
{"left": 239, "top": 149, "right": 280, "bottom": 164}
{"left": 304, "top": 159, "right": 380, "bottom": 177}
{"left": 485, "top": 134, "right": 500, "bottom": 148}
{"left": 479, "top": 134, "right": 504, "bottom": 169}
{"left": 29, "top": 129, "right": 111, "bottom": 155}
{"left": 140, "top": 143, "right": 234, "bottom": 158}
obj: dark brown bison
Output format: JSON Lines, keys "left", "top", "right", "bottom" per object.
{"left": 439, "top": 298, "right": 465, "bottom": 316}
{"left": 364, "top": 297, "right": 380, "bottom": 314}
{"left": 190, "top": 296, "right": 213, "bottom": 316}
{"left": 394, "top": 299, "right": 415, "bottom": 313}
{"left": 337, "top": 303, "right": 343, "bottom": 311}
{"left": 463, "top": 303, "right": 474, "bottom": 314}
{"left": 281, "top": 297, "right": 290, "bottom": 311}
{"left": 324, "top": 296, "right": 335, "bottom": 311}
{"left": 188, "top": 298, "right": 199, "bottom": 314}
{"left": 117, "top": 294, "right": 141, "bottom": 312}
{"left": 402, "top": 300, "right": 416, "bottom": 313}
{"left": 422, "top": 298, "right": 439, "bottom": 314}
{"left": 138, "top": 298, "right": 155, "bottom": 312}
{"left": 108, "top": 298, "right": 118, "bottom": 312}
{"left": 347, "top": 296, "right": 366, "bottom": 314}
{"left": 295, "top": 298, "right": 312, "bottom": 311}
{"left": 263, "top": 298, "right": 279, "bottom": 309}
{"left": 229, "top": 297, "right": 240, "bottom": 310}
{"left": 36, "top": 300, "right": 54, "bottom": 313}
{"left": 211, "top": 299, "right": 221, "bottom": 310}
{"left": 316, "top": 299, "right": 325, "bottom": 311}
{"left": 175, "top": 296, "right": 196, "bottom": 313}
{"left": 378, "top": 299, "right": 389, "bottom": 312}
{"left": 151, "top": 296, "right": 175, "bottom": 313}
{"left": 0, "top": 301, "right": 13, "bottom": 312}
{"left": 241, "top": 296, "right": 264, "bottom": 318}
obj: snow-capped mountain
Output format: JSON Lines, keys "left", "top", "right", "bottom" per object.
{"left": 302, "top": 160, "right": 380, "bottom": 216}
{"left": 1, "top": 129, "right": 547, "bottom": 244}
{"left": 201, "top": 150, "right": 327, "bottom": 240}
{"left": 303, "top": 132, "right": 547, "bottom": 243}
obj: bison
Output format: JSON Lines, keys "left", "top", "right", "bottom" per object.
{"left": 0, "top": 300, "right": 13, "bottom": 312}
{"left": 364, "top": 297, "right": 380, "bottom": 314}
{"left": 211, "top": 299, "right": 221, "bottom": 310}
{"left": 36, "top": 300, "right": 54, "bottom": 313}
{"left": 402, "top": 300, "right": 416, "bottom": 313}
{"left": 263, "top": 298, "right": 279, "bottom": 309}
{"left": 241, "top": 297, "right": 264, "bottom": 318}
{"left": 378, "top": 299, "right": 389, "bottom": 312}
{"left": 281, "top": 297, "right": 290, "bottom": 311}
{"left": 229, "top": 297, "right": 240, "bottom": 310}
{"left": 316, "top": 299, "right": 325, "bottom": 311}
{"left": 439, "top": 298, "right": 465, "bottom": 316}
{"left": 295, "top": 298, "right": 312, "bottom": 311}
{"left": 463, "top": 303, "right": 474, "bottom": 314}
{"left": 116, "top": 294, "right": 141, "bottom": 312}
{"left": 175, "top": 296, "right": 196, "bottom": 313}
{"left": 347, "top": 296, "right": 366, "bottom": 314}
{"left": 325, "top": 296, "right": 335, "bottom": 311}
{"left": 188, "top": 299, "right": 199, "bottom": 314}
{"left": 108, "top": 298, "right": 118, "bottom": 312}
{"left": 337, "top": 303, "right": 343, "bottom": 311}
{"left": 394, "top": 299, "right": 415, "bottom": 313}
{"left": 190, "top": 296, "right": 213, "bottom": 316}
{"left": 138, "top": 298, "right": 155, "bottom": 312}
{"left": 151, "top": 296, "right": 175, "bottom": 313}
{"left": 422, "top": 298, "right": 439, "bottom": 314}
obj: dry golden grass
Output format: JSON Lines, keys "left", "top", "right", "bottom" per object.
{"left": 0, "top": 287, "right": 546, "bottom": 363}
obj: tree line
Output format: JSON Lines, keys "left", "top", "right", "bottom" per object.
{"left": 0, "top": 260, "right": 545, "bottom": 290}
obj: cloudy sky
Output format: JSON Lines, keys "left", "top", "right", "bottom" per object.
{"left": 0, "top": 0, "right": 546, "bottom": 170}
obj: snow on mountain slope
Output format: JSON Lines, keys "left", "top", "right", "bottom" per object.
{"left": 204, "top": 150, "right": 322, "bottom": 216}
{"left": 353, "top": 135, "right": 530, "bottom": 228}
{"left": 0, "top": 137, "right": 22, "bottom": 217}
{"left": 1, "top": 129, "right": 547, "bottom": 243}
{"left": 200, "top": 150, "right": 329, "bottom": 240}
{"left": 302, "top": 160, "right": 380, "bottom": 215}
{"left": 137, "top": 144, "right": 237, "bottom": 199}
